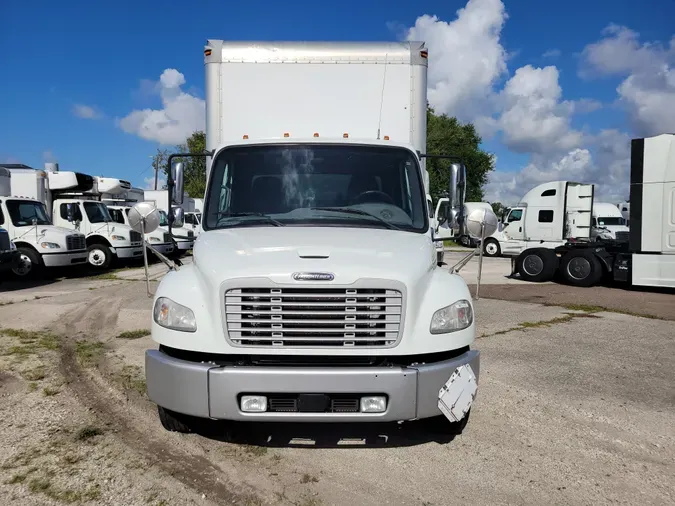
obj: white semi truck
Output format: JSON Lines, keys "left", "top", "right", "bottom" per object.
{"left": 590, "top": 202, "right": 630, "bottom": 242}
{"left": 512, "top": 134, "right": 675, "bottom": 288}
{"left": 44, "top": 167, "right": 144, "bottom": 269}
{"left": 1, "top": 164, "right": 88, "bottom": 278}
{"left": 103, "top": 186, "right": 175, "bottom": 256}
{"left": 140, "top": 40, "right": 490, "bottom": 434}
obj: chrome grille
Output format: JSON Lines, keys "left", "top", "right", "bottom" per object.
{"left": 130, "top": 231, "right": 142, "bottom": 244}
{"left": 225, "top": 287, "right": 403, "bottom": 347}
{"left": 66, "top": 234, "right": 86, "bottom": 251}
{"left": 0, "top": 230, "right": 10, "bottom": 251}
{"left": 163, "top": 233, "right": 171, "bottom": 243}
{"left": 615, "top": 231, "right": 629, "bottom": 243}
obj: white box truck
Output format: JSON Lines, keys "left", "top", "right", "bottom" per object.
{"left": 144, "top": 189, "right": 195, "bottom": 256}
{"left": 141, "top": 40, "right": 489, "bottom": 434}
{"left": 1, "top": 164, "right": 88, "bottom": 278}
{"left": 512, "top": 134, "right": 675, "bottom": 288}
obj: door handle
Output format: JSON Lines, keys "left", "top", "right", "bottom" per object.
{"left": 519, "top": 227, "right": 522, "bottom": 232}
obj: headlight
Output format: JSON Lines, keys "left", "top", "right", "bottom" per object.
{"left": 40, "top": 242, "right": 61, "bottom": 249}
{"left": 111, "top": 235, "right": 126, "bottom": 241}
{"left": 148, "top": 236, "right": 161, "bottom": 242}
{"left": 430, "top": 299, "right": 473, "bottom": 334}
{"left": 153, "top": 297, "right": 197, "bottom": 332}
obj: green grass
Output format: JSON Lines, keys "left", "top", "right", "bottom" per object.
{"left": 116, "top": 329, "right": 149, "bottom": 340}
{"left": 26, "top": 476, "right": 101, "bottom": 503}
{"left": 119, "top": 365, "right": 147, "bottom": 395}
{"left": 43, "top": 387, "right": 60, "bottom": 397}
{"left": 485, "top": 312, "right": 599, "bottom": 337}
{"left": 21, "top": 367, "right": 46, "bottom": 381}
{"left": 554, "top": 303, "right": 658, "bottom": 319}
{"left": 1, "top": 328, "right": 60, "bottom": 357}
{"left": 74, "top": 341, "right": 105, "bottom": 367}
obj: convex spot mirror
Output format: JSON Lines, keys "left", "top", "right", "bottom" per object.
{"left": 128, "top": 202, "right": 161, "bottom": 234}
{"left": 171, "top": 206, "right": 184, "bottom": 228}
{"left": 466, "top": 207, "right": 499, "bottom": 239}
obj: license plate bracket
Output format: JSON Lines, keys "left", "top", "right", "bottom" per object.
{"left": 297, "top": 393, "right": 330, "bottom": 412}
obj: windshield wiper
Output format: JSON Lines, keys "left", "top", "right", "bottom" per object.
{"left": 310, "top": 207, "right": 401, "bottom": 230}
{"left": 216, "top": 212, "right": 285, "bottom": 227}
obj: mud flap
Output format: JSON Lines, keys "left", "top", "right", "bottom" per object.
{"left": 437, "top": 364, "right": 477, "bottom": 423}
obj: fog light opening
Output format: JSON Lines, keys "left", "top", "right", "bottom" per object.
{"left": 360, "top": 396, "right": 387, "bottom": 413}
{"left": 240, "top": 395, "right": 268, "bottom": 413}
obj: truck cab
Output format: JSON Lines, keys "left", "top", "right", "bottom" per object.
{"left": 0, "top": 227, "right": 20, "bottom": 282}
{"left": 591, "top": 202, "right": 630, "bottom": 242}
{"left": 49, "top": 171, "right": 144, "bottom": 269}
{"left": 1, "top": 165, "right": 88, "bottom": 278}
{"left": 142, "top": 40, "right": 484, "bottom": 434}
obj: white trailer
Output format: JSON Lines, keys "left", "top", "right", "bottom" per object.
{"left": 513, "top": 134, "right": 675, "bottom": 288}
{"left": 1, "top": 164, "right": 88, "bottom": 278}
{"left": 141, "top": 40, "right": 486, "bottom": 435}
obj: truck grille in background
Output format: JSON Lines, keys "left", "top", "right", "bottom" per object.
{"left": 187, "top": 230, "right": 194, "bottom": 239}
{"left": 615, "top": 231, "right": 629, "bottom": 243}
{"left": 66, "top": 235, "right": 86, "bottom": 251}
{"left": 163, "top": 233, "right": 171, "bottom": 243}
{"left": 0, "top": 230, "right": 10, "bottom": 251}
{"left": 225, "top": 287, "right": 403, "bottom": 347}
{"left": 130, "top": 231, "right": 142, "bottom": 244}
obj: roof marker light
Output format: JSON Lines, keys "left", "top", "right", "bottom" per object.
{"left": 343, "top": 133, "right": 349, "bottom": 138}
{"left": 313, "top": 132, "right": 319, "bottom": 137}
{"left": 284, "top": 133, "right": 290, "bottom": 138}
{"left": 243, "top": 134, "right": 249, "bottom": 139}
{"left": 384, "top": 135, "right": 390, "bottom": 140}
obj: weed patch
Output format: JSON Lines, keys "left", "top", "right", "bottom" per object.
{"left": 74, "top": 341, "right": 105, "bottom": 367}
{"left": 21, "top": 366, "right": 46, "bottom": 381}
{"left": 116, "top": 329, "right": 149, "bottom": 340}
{"left": 43, "top": 387, "right": 60, "bottom": 397}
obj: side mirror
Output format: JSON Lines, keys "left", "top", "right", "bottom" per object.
{"left": 171, "top": 161, "right": 185, "bottom": 205}
{"left": 447, "top": 163, "right": 467, "bottom": 229}
{"left": 171, "top": 206, "right": 184, "bottom": 228}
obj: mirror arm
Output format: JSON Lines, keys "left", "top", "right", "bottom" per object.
{"left": 166, "top": 150, "right": 215, "bottom": 234}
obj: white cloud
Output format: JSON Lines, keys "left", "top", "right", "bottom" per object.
{"left": 119, "top": 69, "right": 205, "bottom": 145}
{"left": 143, "top": 174, "right": 167, "bottom": 190}
{"left": 404, "top": 0, "right": 509, "bottom": 121}
{"left": 580, "top": 24, "right": 675, "bottom": 136}
{"left": 72, "top": 104, "right": 101, "bottom": 120}
{"left": 496, "top": 65, "right": 583, "bottom": 154}
{"left": 542, "top": 49, "right": 561, "bottom": 59}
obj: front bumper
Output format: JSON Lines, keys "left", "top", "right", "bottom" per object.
{"left": 114, "top": 245, "right": 144, "bottom": 259}
{"left": 148, "top": 243, "right": 175, "bottom": 255}
{"left": 41, "top": 250, "right": 88, "bottom": 267}
{"left": 176, "top": 240, "right": 193, "bottom": 251}
{"left": 145, "top": 348, "right": 480, "bottom": 422}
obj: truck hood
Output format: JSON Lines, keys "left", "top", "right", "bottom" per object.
{"left": 193, "top": 227, "right": 436, "bottom": 287}
{"left": 11, "top": 224, "right": 84, "bottom": 243}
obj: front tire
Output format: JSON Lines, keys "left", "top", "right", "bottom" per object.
{"left": 157, "top": 406, "right": 194, "bottom": 433}
{"left": 515, "top": 248, "right": 558, "bottom": 282}
{"left": 12, "top": 247, "right": 42, "bottom": 279}
{"left": 560, "top": 250, "right": 603, "bottom": 287}
{"left": 483, "top": 238, "right": 501, "bottom": 257}
{"left": 87, "top": 243, "right": 113, "bottom": 269}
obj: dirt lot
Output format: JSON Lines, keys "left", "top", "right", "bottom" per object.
{"left": 0, "top": 260, "right": 673, "bottom": 505}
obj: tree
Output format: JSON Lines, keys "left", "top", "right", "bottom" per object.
{"left": 158, "top": 131, "right": 207, "bottom": 198}
{"left": 425, "top": 107, "right": 494, "bottom": 203}
{"left": 490, "top": 201, "right": 506, "bottom": 218}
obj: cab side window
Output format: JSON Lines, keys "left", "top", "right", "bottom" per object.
{"left": 507, "top": 209, "right": 523, "bottom": 222}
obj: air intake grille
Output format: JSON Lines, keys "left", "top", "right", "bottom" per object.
{"left": 225, "top": 287, "right": 403, "bottom": 347}
{"left": 130, "top": 231, "right": 142, "bottom": 244}
{"left": 187, "top": 230, "right": 194, "bottom": 239}
{"left": 0, "top": 230, "right": 10, "bottom": 251}
{"left": 66, "top": 234, "right": 86, "bottom": 251}
{"left": 615, "top": 231, "right": 629, "bottom": 243}
{"left": 163, "top": 233, "right": 171, "bottom": 243}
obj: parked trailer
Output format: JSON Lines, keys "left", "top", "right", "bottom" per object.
{"left": 513, "top": 134, "right": 675, "bottom": 288}
{"left": 138, "top": 39, "right": 487, "bottom": 434}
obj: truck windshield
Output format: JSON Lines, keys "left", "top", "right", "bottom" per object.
{"left": 597, "top": 217, "right": 625, "bottom": 226}
{"left": 6, "top": 200, "right": 51, "bottom": 226}
{"left": 83, "top": 202, "right": 112, "bottom": 223}
{"left": 204, "top": 144, "right": 427, "bottom": 232}
{"left": 158, "top": 210, "right": 169, "bottom": 227}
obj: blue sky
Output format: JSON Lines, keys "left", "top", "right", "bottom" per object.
{"left": 1, "top": 0, "right": 674, "bottom": 203}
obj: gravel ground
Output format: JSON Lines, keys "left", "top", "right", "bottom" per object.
{"left": 0, "top": 260, "right": 673, "bottom": 505}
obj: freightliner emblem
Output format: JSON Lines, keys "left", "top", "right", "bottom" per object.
{"left": 292, "top": 272, "right": 335, "bottom": 281}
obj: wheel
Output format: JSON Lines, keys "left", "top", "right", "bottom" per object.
{"left": 87, "top": 243, "right": 113, "bottom": 269}
{"left": 157, "top": 406, "right": 194, "bottom": 433}
{"left": 483, "top": 238, "right": 501, "bottom": 257}
{"left": 515, "top": 248, "right": 558, "bottom": 282}
{"left": 459, "top": 235, "right": 471, "bottom": 248}
{"left": 12, "top": 247, "right": 42, "bottom": 279}
{"left": 559, "top": 250, "right": 604, "bottom": 287}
